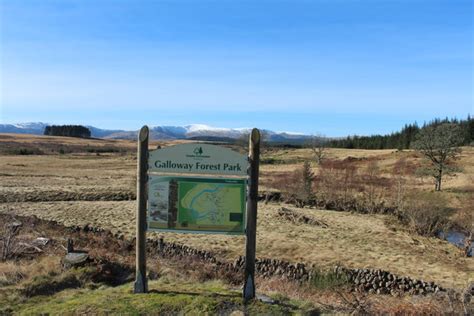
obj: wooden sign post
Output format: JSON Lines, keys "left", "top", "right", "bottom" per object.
{"left": 134, "top": 126, "right": 260, "bottom": 300}
{"left": 134, "top": 126, "right": 149, "bottom": 293}
{"left": 243, "top": 128, "right": 260, "bottom": 301}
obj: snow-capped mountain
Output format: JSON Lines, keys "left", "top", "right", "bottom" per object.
{"left": 0, "top": 122, "right": 50, "bottom": 135}
{"left": 184, "top": 124, "right": 251, "bottom": 139}
{"left": 0, "top": 122, "right": 312, "bottom": 143}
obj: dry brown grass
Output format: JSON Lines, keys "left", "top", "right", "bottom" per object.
{"left": 0, "top": 133, "right": 201, "bottom": 155}
{"left": 263, "top": 146, "right": 474, "bottom": 192}
{"left": 1, "top": 201, "right": 471, "bottom": 289}
{"left": 0, "top": 256, "right": 61, "bottom": 287}
{"left": 0, "top": 135, "right": 473, "bottom": 292}
{"left": 258, "top": 277, "right": 458, "bottom": 315}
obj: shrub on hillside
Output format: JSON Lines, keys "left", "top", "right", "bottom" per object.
{"left": 452, "top": 190, "right": 474, "bottom": 235}
{"left": 315, "top": 159, "right": 393, "bottom": 213}
{"left": 271, "top": 161, "right": 315, "bottom": 207}
{"left": 316, "top": 159, "right": 360, "bottom": 206}
{"left": 269, "top": 158, "right": 396, "bottom": 213}
{"left": 398, "top": 191, "right": 453, "bottom": 236}
{"left": 86, "top": 147, "right": 123, "bottom": 154}
{"left": 9, "top": 147, "right": 44, "bottom": 155}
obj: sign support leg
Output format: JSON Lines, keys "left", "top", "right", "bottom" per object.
{"left": 134, "top": 126, "right": 149, "bottom": 293}
{"left": 243, "top": 128, "right": 260, "bottom": 301}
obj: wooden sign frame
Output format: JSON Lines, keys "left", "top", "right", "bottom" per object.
{"left": 133, "top": 126, "right": 260, "bottom": 302}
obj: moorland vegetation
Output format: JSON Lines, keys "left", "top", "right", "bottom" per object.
{"left": 0, "top": 118, "right": 472, "bottom": 313}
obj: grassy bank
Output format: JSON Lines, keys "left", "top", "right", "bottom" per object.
{"left": 1, "top": 274, "right": 312, "bottom": 315}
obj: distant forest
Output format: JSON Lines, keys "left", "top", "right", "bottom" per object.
{"left": 327, "top": 116, "right": 474, "bottom": 150}
{"left": 44, "top": 125, "right": 91, "bottom": 138}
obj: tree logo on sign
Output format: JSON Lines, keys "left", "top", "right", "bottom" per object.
{"left": 193, "top": 147, "right": 203, "bottom": 156}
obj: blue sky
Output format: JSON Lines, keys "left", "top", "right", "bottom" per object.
{"left": 0, "top": 0, "right": 472, "bottom": 136}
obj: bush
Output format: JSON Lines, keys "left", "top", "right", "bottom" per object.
{"left": 452, "top": 191, "right": 474, "bottom": 235}
{"left": 398, "top": 191, "right": 453, "bottom": 236}
{"left": 260, "top": 157, "right": 279, "bottom": 164}
{"left": 271, "top": 161, "right": 315, "bottom": 207}
{"left": 86, "top": 147, "right": 122, "bottom": 154}
{"left": 316, "top": 159, "right": 360, "bottom": 206}
{"left": 9, "top": 148, "right": 43, "bottom": 155}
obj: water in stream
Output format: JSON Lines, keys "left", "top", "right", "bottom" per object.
{"left": 439, "top": 231, "right": 473, "bottom": 257}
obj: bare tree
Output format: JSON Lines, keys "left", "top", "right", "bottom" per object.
{"left": 310, "top": 134, "right": 327, "bottom": 165}
{"left": 364, "top": 160, "right": 380, "bottom": 212}
{"left": 411, "top": 123, "right": 463, "bottom": 191}
{"left": 392, "top": 157, "right": 408, "bottom": 212}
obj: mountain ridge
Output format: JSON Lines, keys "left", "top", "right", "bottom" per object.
{"left": 0, "top": 122, "right": 312, "bottom": 143}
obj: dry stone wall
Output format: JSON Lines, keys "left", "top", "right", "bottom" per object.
{"left": 146, "top": 237, "right": 445, "bottom": 296}
{"left": 6, "top": 215, "right": 449, "bottom": 297}
{"left": 334, "top": 266, "right": 444, "bottom": 295}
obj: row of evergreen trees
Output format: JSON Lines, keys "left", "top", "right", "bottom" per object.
{"left": 327, "top": 116, "right": 474, "bottom": 150}
{"left": 44, "top": 125, "right": 91, "bottom": 138}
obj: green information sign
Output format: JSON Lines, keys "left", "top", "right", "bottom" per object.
{"left": 148, "top": 176, "right": 246, "bottom": 234}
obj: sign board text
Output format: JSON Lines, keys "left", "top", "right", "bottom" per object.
{"left": 149, "top": 143, "right": 248, "bottom": 176}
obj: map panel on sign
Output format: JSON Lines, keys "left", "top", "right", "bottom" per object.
{"left": 147, "top": 176, "right": 246, "bottom": 234}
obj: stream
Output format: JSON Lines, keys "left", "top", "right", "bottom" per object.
{"left": 439, "top": 231, "right": 473, "bottom": 257}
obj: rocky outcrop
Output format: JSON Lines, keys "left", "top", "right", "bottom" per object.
{"left": 62, "top": 252, "right": 90, "bottom": 269}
